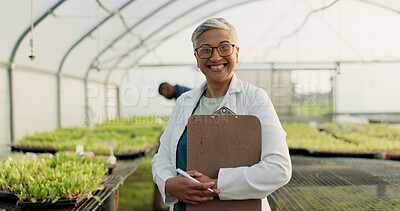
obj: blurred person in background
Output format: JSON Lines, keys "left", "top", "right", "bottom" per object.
{"left": 152, "top": 18, "right": 291, "bottom": 211}
{"left": 159, "top": 82, "right": 191, "bottom": 100}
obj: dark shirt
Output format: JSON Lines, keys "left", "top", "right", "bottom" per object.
{"left": 174, "top": 85, "right": 191, "bottom": 99}
{"left": 174, "top": 96, "right": 202, "bottom": 211}
{"left": 175, "top": 127, "right": 188, "bottom": 211}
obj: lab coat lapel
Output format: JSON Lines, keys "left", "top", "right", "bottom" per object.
{"left": 180, "top": 81, "right": 207, "bottom": 124}
{"left": 216, "top": 74, "right": 243, "bottom": 114}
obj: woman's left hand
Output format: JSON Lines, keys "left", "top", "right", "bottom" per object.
{"left": 165, "top": 170, "right": 219, "bottom": 205}
{"left": 188, "top": 170, "right": 218, "bottom": 190}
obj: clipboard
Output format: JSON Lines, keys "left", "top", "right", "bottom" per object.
{"left": 187, "top": 115, "right": 262, "bottom": 211}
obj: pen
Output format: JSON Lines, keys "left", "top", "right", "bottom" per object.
{"left": 176, "top": 168, "right": 214, "bottom": 193}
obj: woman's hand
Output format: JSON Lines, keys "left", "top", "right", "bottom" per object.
{"left": 165, "top": 170, "right": 220, "bottom": 204}
{"left": 192, "top": 171, "right": 218, "bottom": 190}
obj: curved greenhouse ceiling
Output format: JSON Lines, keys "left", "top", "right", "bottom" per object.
{"left": 1, "top": 0, "right": 400, "bottom": 85}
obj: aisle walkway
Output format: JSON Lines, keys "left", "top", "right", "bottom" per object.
{"left": 271, "top": 156, "right": 400, "bottom": 210}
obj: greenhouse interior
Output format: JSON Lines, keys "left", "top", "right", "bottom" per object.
{"left": 1, "top": 0, "right": 400, "bottom": 210}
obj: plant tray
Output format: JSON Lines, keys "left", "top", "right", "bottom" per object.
{"left": 11, "top": 145, "right": 157, "bottom": 160}
{"left": 11, "top": 145, "right": 57, "bottom": 154}
{"left": 289, "top": 148, "right": 308, "bottom": 155}
{"left": 16, "top": 195, "right": 86, "bottom": 210}
{"left": 386, "top": 154, "right": 400, "bottom": 161}
{"left": 115, "top": 151, "right": 145, "bottom": 160}
{"left": 114, "top": 145, "right": 156, "bottom": 160}
{"left": 307, "top": 150, "right": 376, "bottom": 158}
{"left": 17, "top": 199, "right": 76, "bottom": 210}
{"left": 0, "top": 190, "right": 19, "bottom": 203}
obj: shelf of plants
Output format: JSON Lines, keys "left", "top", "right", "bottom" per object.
{"left": 11, "top": 116, "right": 400, "bottom": 161}
{"left": 282, "top": 122, "right": 400, "bottom": 158}
{"left": 12, "top": 116, "right": 168, "bottom": 159}
{"left": 0, "top": 153, "right": 108, "bottom": 209}
{"left": 322, "top": 122, "right": 400, "bottom": 151}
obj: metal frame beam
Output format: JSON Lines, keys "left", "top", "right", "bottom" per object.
{"left": 101, "top": 0, "right": 218, "bottom": 118}
{"left": 6, "top": 0, "right": 66, "bottom": 143}
{"left": 101, "top": 0, "right": 216, "bottom": 117}
{"left": 111, "top": 0, "right": 261, "bottom": 84}
{"left": 112, "top": 0, "right": 262, "bottom": 106}
{"left": 83, "top": 0, "right": 176, "bottom": 124}
{"left": 10, "top": 63, "right": 116, "bottom": 85}
{"left": 116, "top": 0, "right": 343, "bottom": 83}
{"left": 100, "top": 0, "right": 217, "bottom": 75}
{"left": 56, "top": 0, "right": 137, "bottom": 128}
{"left": 352, "top": 0, "right": 400, "bottom": 15}
{"left": 99, "top": 59, "right": 400, "bottom": 69}
{"left": 84, "top": 0, "right": 175, "bottom": 76}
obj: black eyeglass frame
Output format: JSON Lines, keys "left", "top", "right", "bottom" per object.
{"left": 194, "top": 44, "right": 236, "bottom": 59}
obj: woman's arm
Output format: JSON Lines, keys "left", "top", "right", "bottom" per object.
{"left": 152, "top": 100, "right": 220, "bottom": 206}
{"left": 217, "top": 88, "right": 292, "bottom": 200}
{"left": 151, "top": 104, "right": 181, "bottom": 206}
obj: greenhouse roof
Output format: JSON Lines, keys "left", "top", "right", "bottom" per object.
{"left": 2, "top": 0, "right": 400, "bottom": 85}
{"left": 2, "top": 0, "right": 400, "bottom": 143}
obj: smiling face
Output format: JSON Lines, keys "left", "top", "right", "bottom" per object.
{"left": 194, "top": 28, "right": 239, "bottom": 87}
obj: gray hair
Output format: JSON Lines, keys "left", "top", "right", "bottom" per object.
{"left": 191, "top": 18, "right": 238, "bottom": 51}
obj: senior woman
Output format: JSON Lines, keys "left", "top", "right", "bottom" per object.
{"left": 152, "top": 18, "right": 291, "bottom": 211}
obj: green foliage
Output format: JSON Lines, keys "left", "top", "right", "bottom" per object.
{"left": 15, "top": 116, "right": 168, "bottom": 154}
{"left": 323, "top": 123, "right": 400, "bottom": 152}
{"left": 282, "top": 122, "right": 400, "bottom": 153}
{"left": 0, "top": 153, "right": 108, "bottom": 204}
{"left": 282, "top": 122, "right": 365, "bottom": 152}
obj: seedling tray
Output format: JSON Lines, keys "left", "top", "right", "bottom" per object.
{"left": 11, "top": 145, "right": 57, "bottom": 154}
{"left": 17, "top": 199, "right": 76, "bottom": 210}
{"left": 11, "top": 145, "right": 155, "bottom": 161}
{"left": 115, "top": 151, "right": 145, "bottom": 160}
{"left": 307, "top": 150, "right": 376, "bottom": 158}
{"left": 386, "top": 153, "right": 400, "bottom": 161}
{"left": 17, "top": 195, "right": 86, "bottom": 210}
{"left": 94, "top": 150, "right": 145, "bottom": 160}
{"left": 114, "top": 145, "right": 156, "bottom": 160}
{"left": 289, "top": 148, "right": 308, "bottom": 155}
{"left": 0, "top": 190, "right": 19, "bottom": 203}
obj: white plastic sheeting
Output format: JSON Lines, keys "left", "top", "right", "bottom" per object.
{"left": 0, "top": 67, "right": 10, "bottom": 153}
{"left": 140, "top": 0, "right": 400, "bottom": 64}
{"left": 336, "top": 63, "right": 400, "bottom": 113}
{"left": 13, "top": 71, "right": 58, "bottom": 139}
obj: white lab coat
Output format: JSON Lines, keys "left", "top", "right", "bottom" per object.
{"left": 152, "top": 74, "right": 292, "bottom": 211}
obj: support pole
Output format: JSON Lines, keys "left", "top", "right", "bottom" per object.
{"left": 7, "top": 0, "right": 66, "bottom": 142}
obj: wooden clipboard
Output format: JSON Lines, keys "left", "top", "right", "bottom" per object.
{"left": 187, "top": 115, "right": 262, "bottom": 211}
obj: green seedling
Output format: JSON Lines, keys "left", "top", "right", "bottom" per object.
{"left": 0, "top": 153, "right": 108, "bottom": 204}
{"left": 15, "top": 117, "right": 167, "bottom": 154}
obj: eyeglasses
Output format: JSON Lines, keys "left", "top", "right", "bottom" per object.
{"left": 195, "top": 44, "right": 236, "bottom": 59}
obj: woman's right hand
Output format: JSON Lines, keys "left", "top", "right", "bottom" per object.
{"left": 165, "top": 171, "right": 220, "bottom": 205}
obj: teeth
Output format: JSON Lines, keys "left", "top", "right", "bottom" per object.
{"left": 210, "top": 64, "right": 224, "bottom": 70}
